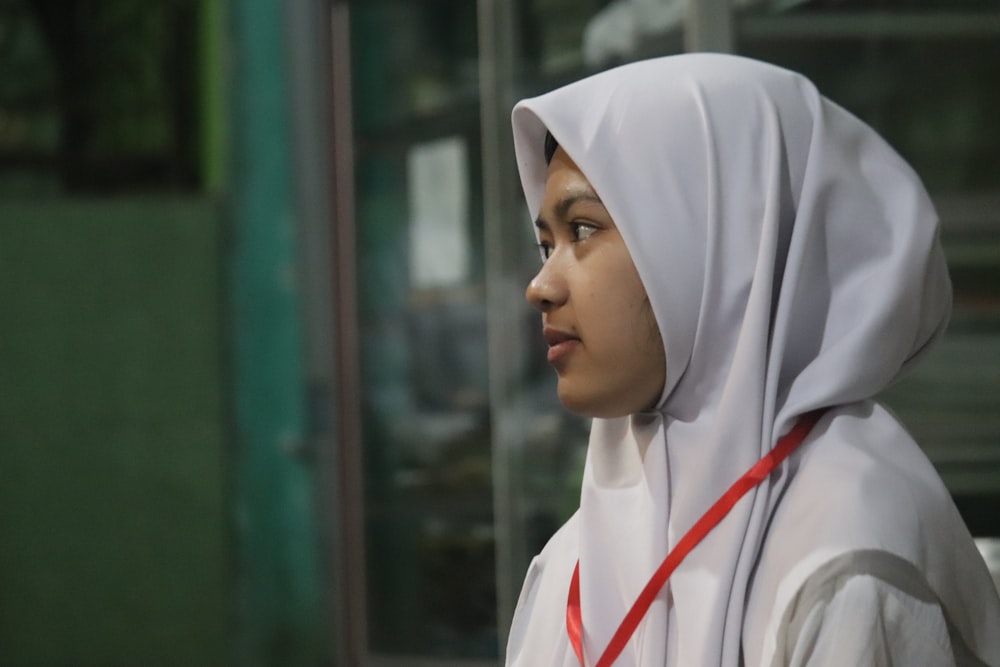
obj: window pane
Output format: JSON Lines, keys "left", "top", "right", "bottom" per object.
{"left": 0, "top": 1, "right": 202, "bottom": 196}
{"left": 350, "top": 2, "right": 496, "bottom": 658}
{"left": 737, "top": 5, "right": 1000, "bottom": 194}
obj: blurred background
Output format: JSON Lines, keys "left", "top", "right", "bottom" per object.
{"left": 0, "top": 0, "right": 997, "bottom": 665}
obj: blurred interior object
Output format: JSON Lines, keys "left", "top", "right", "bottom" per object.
{"left": 581, "top": 0, "right": 809, "bottom": 66}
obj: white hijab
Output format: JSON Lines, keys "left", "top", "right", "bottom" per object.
{"left": 508, "top": 54, "right": 1000, "bottom": 666}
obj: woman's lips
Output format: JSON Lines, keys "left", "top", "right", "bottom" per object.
{"left": 543, "top": 327, "right": 580, "bottom": 364}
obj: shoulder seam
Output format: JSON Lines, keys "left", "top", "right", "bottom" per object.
{"left": 769, "top": 549, "right": 989, "bottom": 667}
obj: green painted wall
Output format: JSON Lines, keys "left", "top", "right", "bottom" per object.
{"left": 0, "top": 199, "right": 228, "bottom": 665}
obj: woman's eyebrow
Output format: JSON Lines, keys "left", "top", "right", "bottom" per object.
{"left": 535, "top": 191, "right": 604, "bottom": 230}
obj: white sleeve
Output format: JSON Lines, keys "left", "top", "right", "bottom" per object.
{"left": 785, "top": 574, "right": 956, "bottom": 667}
{"left": 767, "top": 550, "right": 993, "bottom": 667}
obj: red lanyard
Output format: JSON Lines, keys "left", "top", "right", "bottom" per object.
{"left": 567, "top": 411, "right": 824, "bottom": 667}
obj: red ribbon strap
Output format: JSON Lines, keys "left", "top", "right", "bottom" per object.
{"left": 567, "top": 411, "right": 823, "bottom": 667}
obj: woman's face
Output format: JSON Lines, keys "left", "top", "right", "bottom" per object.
{"left": 526, "top": 147, "right": 666, "bottom": 418}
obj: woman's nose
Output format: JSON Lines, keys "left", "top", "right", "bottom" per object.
{"left": 525, "top": 257, "right": 567, "bottom": 312}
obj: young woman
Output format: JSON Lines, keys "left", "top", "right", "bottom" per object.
{"left": 506, "top": 53, "right": 1000, "bottom": 666}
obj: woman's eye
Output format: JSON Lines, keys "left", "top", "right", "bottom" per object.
{"left": 536, "top": 223, "right": 595, "bottom": 261}
{"left": 572, "top": 223, "right": 598, "bottom": 242}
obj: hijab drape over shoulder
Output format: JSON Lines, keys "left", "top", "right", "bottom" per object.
{"left": 508, "top": 54, "right": 1000, "bottom": 666}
